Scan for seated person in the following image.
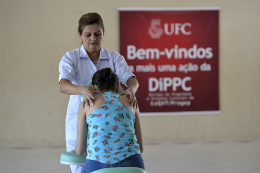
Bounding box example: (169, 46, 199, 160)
(75, 68, 145, 173)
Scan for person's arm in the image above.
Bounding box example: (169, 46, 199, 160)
(134, 108, 144, 153)
(120, 77, 139, 109)
(60, 79, 96, 108)
(75, 102, 87, 156)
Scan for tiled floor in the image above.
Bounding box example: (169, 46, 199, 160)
(1, 139, 260, 173)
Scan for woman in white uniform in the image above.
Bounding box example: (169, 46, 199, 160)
(59, 13, 139, 173)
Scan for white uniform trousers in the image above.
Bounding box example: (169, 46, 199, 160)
(66, 113, 83, 173)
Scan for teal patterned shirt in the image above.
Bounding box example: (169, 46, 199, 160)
(86, 92, 141, 164)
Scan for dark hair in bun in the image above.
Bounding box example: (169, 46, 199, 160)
(92, 68, 119, 91)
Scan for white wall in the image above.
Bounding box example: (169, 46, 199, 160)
(0, 0, 259, 145)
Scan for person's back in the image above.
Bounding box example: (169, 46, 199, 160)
(86, 92, 140, 164)
(75, 68, 144, 173)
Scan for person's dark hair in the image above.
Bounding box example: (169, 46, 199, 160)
(92, 68, 119, 91)
(78, 12, 105, 35)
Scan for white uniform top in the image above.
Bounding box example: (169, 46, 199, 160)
(59, 45, 135, 115)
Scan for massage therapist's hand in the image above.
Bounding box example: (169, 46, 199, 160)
(120, 77, 139, 109)
(82, 87, 98, 109)
(59, 79, 99, 109)
(120, 87, 138, 109)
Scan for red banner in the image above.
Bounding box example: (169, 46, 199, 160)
(119, 8, 220, 115)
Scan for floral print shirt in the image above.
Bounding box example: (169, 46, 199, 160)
(86, 92, 141, 164)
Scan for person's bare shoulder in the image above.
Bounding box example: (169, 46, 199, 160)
(93, 94, 104, 104)
(118, 95, 135, 113)
(118, 95, 130, 104)
(85, 95, 106, 116)
(93, 94, 101, 98)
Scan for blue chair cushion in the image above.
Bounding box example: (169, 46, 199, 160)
(60, 152, 86, 165)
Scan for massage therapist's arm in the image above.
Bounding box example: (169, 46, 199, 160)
(60, 79, 96, 108)
(75, 102, 87, 156)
